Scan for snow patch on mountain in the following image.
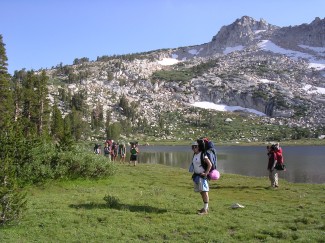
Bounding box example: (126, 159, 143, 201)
(254, 30, 266, 34)
(299, 45, 325, 57)
(158, 58, 179, 66)
(190, 101, 266, 116)
(188, 48, 200, 55)
(302, 84, 325, 95)
(223, 45, 244, 54)
(259, 78, 276, 84)
(258, 40, 325, 70)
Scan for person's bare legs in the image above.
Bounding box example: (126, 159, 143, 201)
(198, 191, 209, 214)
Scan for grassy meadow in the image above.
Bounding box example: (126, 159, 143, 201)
(1, 163, 324, 242)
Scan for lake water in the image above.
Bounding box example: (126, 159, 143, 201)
(134, 145, 325, 184)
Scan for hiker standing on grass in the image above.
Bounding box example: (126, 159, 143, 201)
(118, 142, 126, 163)
(103, 142, 110, 158)
(267, 145, 279, 188)
(129, 143, 139, 166)
(190, 140, 212, 215)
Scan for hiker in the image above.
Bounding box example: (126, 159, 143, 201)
(113, 142, 119, 161)
(267, 144, 279, 188)
(191, 140, 212, 215)
(274, 143, 284, 164)
(129, 143, 139, 166)
(110, 141, 117, 161)
(93, 144, 101, 154)
(118, 142, 126, 162)
(103, 142, 110, 158)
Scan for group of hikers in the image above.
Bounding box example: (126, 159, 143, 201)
(94, 137, 285, 215)
(93, 140, 139, 165)
(190, 138, 285, 215)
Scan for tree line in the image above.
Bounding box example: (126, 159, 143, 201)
(0, 35, 118, 225)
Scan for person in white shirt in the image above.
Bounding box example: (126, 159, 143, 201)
(191, 140, 212, 215)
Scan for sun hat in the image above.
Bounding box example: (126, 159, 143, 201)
(192, 141, 198, 146)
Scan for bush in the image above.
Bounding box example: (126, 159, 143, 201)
(17, 142, 116, 184)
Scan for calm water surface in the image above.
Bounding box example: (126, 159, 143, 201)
(135, 145, 325, 184)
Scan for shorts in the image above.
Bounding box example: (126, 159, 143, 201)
(193, 176, 209, 192)
(130, 154, 137, 161)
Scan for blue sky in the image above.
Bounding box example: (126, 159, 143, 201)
(1, 0, 324, 74)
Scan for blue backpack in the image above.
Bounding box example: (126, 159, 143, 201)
(198, 139, 218, 172)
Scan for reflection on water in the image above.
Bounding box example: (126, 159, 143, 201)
(136, 145, 325, 184)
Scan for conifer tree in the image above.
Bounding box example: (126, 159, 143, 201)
(19, 70, 50, 137)
(0, 35, 26, 225)
(12, 69, 26, 121)
(106, 122, 121, 141)
(0, 126, 27, 225)
(51, 103, 64, 140)
(35, 70, 50, 135)
(0, 35, 13, 129)
(91, 102, 104, 130)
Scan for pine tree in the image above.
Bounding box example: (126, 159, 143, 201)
(91, 102, 104, 130)
(20, 71, 37, 136)
(12, 69, 26, 121)
(35, 70, 50, 135)
(0, 35, 13, 129)
(0, 35, 27, 225)
(19, 70, 50, 137)
(51, 103, 64, 140)
(0, 127, 27, 225)
(106, 122, 122, 141)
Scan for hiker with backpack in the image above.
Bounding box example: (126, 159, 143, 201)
(267, 144, 282, 188)
(110, 141, 117, 161)
(118, 142, 126, 163)
(129, 142, 139, 166)
(103, 142, 110, 158)
(190, 139, 213, 215)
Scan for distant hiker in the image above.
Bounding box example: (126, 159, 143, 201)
(118, 142, 126, 162)
(274, 143, 284, 165)
(113, 142, 119, 161)
(190, 140, 212, 215)
(110, 141, 117, 161)
(267, 144, 279, 188)
(129, 142, 139, 166)
(103, 142, 110, 158)
(94, 144, 101, 155)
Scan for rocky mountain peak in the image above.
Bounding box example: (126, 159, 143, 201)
(311, 17, 322, 24)
(232, 15, 270, 30)
(272, 17, 325, 48)
(209, 16, 278, 51)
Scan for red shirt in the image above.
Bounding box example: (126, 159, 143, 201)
(275, 148, 283, 164)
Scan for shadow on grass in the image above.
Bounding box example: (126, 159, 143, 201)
(69, 202, 168, 214)
(210, 185, 270, 190)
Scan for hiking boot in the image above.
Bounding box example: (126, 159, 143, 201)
(197, 208, 208, 215)
(197, 208, 209, 212)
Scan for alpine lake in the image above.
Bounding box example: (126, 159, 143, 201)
(133, 145, 325, 184)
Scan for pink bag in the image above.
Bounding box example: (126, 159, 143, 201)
(209, 169, 220, 180)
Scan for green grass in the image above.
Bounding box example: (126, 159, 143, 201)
(1, 164, 324, 242)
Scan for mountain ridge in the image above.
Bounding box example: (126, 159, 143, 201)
(43, 15, 325, 141)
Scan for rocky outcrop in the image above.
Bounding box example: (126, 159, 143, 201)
(210, 16, 278, 49)
(272, 17, 325, 49)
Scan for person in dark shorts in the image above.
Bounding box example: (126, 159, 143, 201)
(129, 143, 139, 166)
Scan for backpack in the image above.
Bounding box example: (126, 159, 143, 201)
(197, 138, 217, 172)
(104, 146, 110, 154)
